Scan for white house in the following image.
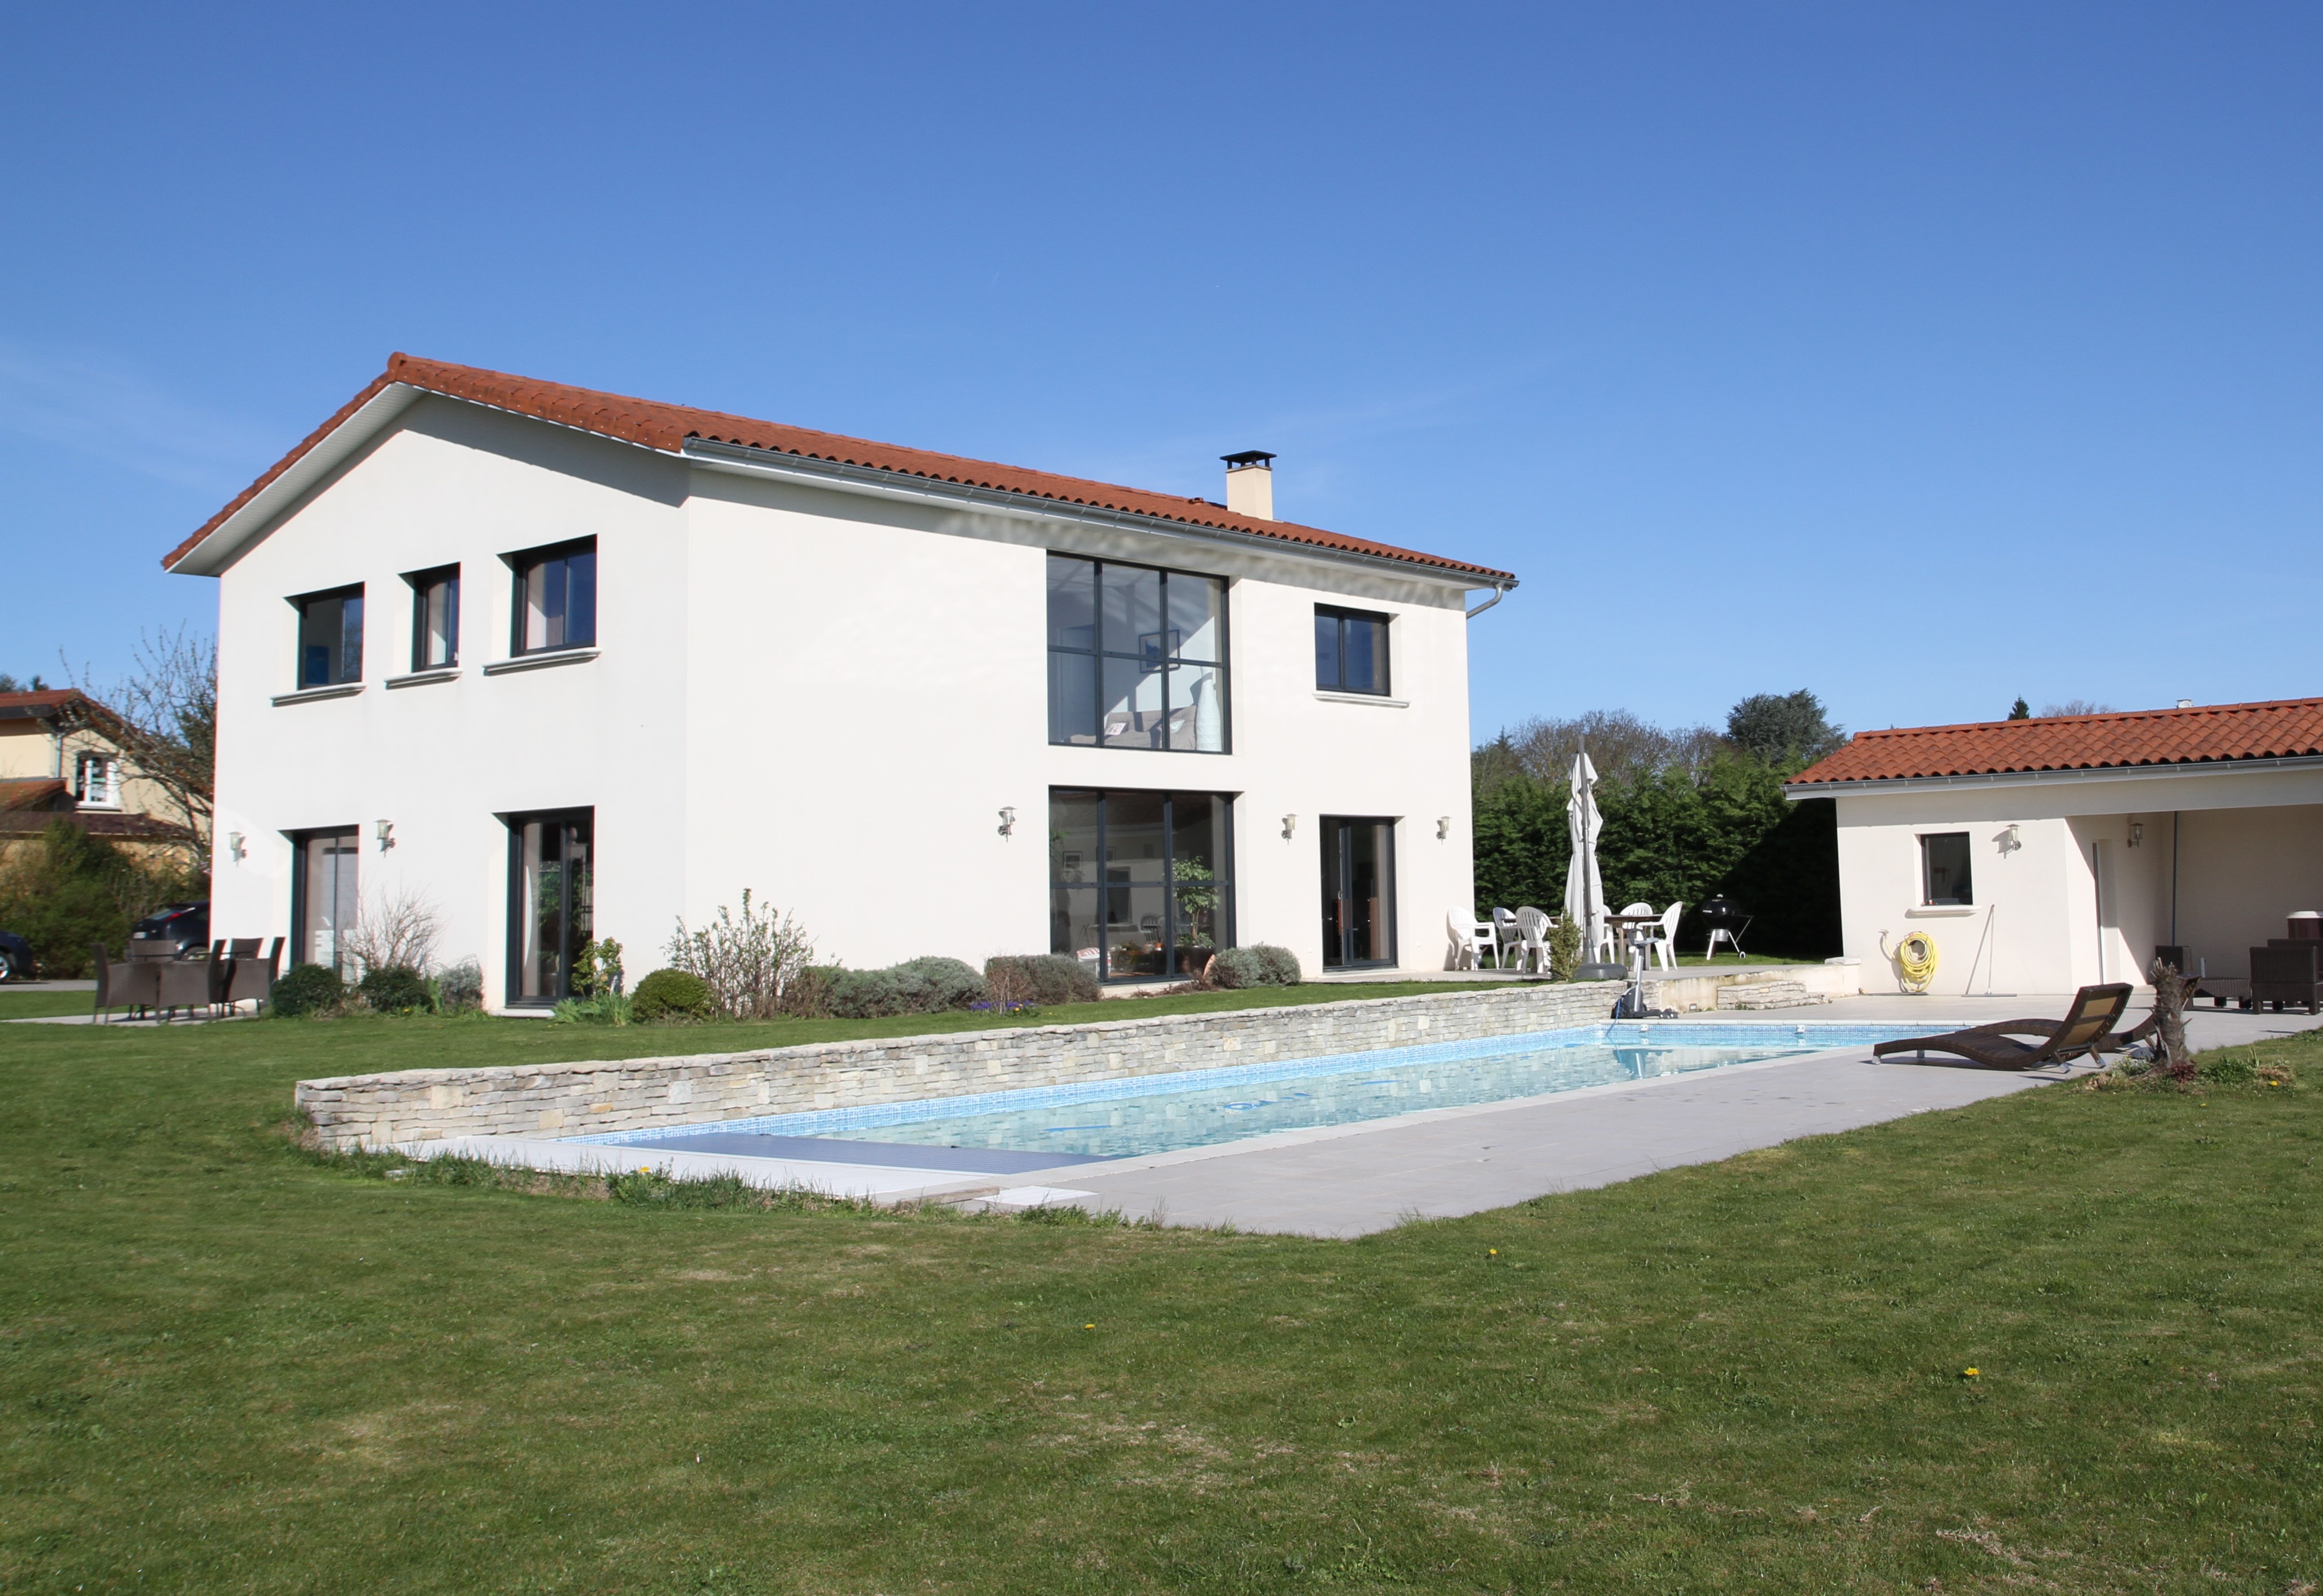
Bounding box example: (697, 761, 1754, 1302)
(166, 354, 1517, 1008)
(1787, 699, 2323, 996)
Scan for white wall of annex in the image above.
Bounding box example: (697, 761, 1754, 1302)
(206, 399, 691, 1007)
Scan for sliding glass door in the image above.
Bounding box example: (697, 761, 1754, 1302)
(1321, 816, 1396, 970)
(1050, 789, 1233, 981)
(507, 809, 593, 1004)
(289, 826, 360, 976)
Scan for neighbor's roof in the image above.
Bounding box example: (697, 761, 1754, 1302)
(0, 689, 116, 726)
(1791, 697, 2323, 787)
(0, 777, 71, 812)
(162, 354, 1518, 583)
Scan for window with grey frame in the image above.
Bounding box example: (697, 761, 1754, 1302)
(1920, 832, 1973, 905)
(508, 539, 596, 656)
(407, 565, 459, 670)
(292, 585, 364, 688)
(1050, 789, 1233, 981)
(1314, 605, 1390, 695)
(1046, 554, 1228, 752)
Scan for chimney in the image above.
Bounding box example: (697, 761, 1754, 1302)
(1222, 450, 1275, 520)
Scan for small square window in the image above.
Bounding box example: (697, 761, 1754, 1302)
(1315, 605, 1390, 695)
(509, 539, 596, 656)
(407, 565, 460, 670)
(1921, 832, 1973, 905)
(291, 586, 364, 688)
(73, 752, 120, 808)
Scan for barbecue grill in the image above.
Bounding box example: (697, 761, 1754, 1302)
(1699, 895, 1752, 960)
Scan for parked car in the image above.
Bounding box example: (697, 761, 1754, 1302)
(0, 929, 33, 981)
(129, 902, 210, 958)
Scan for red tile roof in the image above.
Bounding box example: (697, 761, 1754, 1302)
(164, 354, 1519, 582)
(0, 777, 71, 812)
(0, 689, 86, 718)
(1791, 697, 2323, 786)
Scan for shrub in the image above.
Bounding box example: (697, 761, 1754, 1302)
(825, 957, 990, 1019)
(630, 968, 719, 1024)
(782, 965, 840, 1018)
(1209, 947, 1269, 989)
(2198, 1051, 2256, 1085)
(826, 967, 906, 1018)
(1548, 917, 1582, 980)
(986, 954, 1100, 1006)
(434, 960, 484, 1013)
(0, 819, 186, 979)
(553, 990, 632, 1026)
(1251, 944, 1301, 986)
(665, 891, 815, 1018)
(272, 962, 346, 1018)
(573, 938, 625, 996)
(356, 964, 432, 1015)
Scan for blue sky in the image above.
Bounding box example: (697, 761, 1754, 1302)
(3, 2, 2316, 742)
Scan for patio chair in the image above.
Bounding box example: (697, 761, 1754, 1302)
(1491, 906, 1521, 967)
(224, 937, 282, 1015)
(1514, 906, 1554, 974)
(2249, 942, 2322, 1014)
(1453, 914, 1498, 970)
(1871, 983, 2133, 1071)
(1649, 902, 1683, 970)
(90, 943, 160, 1022)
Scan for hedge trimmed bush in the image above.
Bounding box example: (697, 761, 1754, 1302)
(826, 956, 990, 1019)
(985, 954, 1100, 1006)
(271, 963, 345, 1018)
(1210, 944, 1302, 989)
(630, 968, 719, 1024)
(357, 965, 432, 1015)
(1253, 943, 1302, 985)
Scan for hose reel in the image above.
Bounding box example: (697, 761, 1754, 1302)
(1883, 929, 1939, 994)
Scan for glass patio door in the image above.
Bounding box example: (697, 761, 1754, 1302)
(1321, 817, 1396, 970)
(292, 827, 360, 976)
(509, 810, 593, 1004)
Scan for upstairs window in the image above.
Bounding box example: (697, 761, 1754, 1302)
(1921, 832, 1973, 905)
(407, 565, 460, 670)
(1315, 605, 1390, 695)
(293, 586, 364, 688)
(511, 539, 596, 655)
(73, 752, 120, 808)
(1046, 554, 1228, 753)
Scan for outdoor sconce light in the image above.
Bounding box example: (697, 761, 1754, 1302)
(1436, 816, 1451, 840)
(1998, 824, 2021, 854)
(1281, 814, 1297, 840)
(997, 807, 1016, 838)
(226, 831, 246, 863)
(2128, 822, 2144, 848)
(376, 819, 395, 852)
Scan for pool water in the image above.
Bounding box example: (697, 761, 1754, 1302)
(576, 1021, 1938, 1167)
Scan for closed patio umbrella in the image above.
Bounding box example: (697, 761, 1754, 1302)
(1563, 749, 1605, 966)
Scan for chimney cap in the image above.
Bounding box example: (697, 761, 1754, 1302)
(1221, 450, 1276, 469)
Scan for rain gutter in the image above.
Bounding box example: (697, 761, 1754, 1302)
(1784, 752, 2323, 800)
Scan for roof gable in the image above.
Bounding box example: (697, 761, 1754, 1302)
(164, 354, 1519, 584)
(1791, 697, 2323, 786)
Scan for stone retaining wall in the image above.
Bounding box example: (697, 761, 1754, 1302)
(295, 980, 1627, 1151)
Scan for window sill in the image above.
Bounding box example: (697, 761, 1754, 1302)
(1314, 689, 1409, 708)
(482, 648, 600, 676)
(1907, 905, 1980, 917)
(385, 667, 462, 689)
(271, 683, 365, 707)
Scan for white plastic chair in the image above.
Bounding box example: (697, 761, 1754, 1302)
(1650, 902, 1684, 970)
(1515, 906, 1554, 974)
(1491, 907, 1522, 967)
(1453, 913, 1497, 970)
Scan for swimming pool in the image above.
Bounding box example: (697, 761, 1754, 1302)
(573, 1020, 1940, 1170)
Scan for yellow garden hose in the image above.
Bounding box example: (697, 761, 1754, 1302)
(1888, 930, 1939, 994)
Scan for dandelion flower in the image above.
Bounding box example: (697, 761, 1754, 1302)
(1085, 1322, 1096, 1330)
(1489, 1249, 1499, 1257)
(1963, 1367, 1980, 1378)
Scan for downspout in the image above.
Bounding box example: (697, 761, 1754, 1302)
(2170, 811, 2180, 947)
(1465, 581, 1515, 620)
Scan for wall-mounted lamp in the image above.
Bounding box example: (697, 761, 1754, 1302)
(1998, 823, 2021, 854)
(2128, 822, 2144, 848)
(1281, 814, 1297, 840)
(1436, 816, 1451, 840)
(376, 819, 395, 852)
(227, 830, 247, 863)
(997, 806, 1017, 838)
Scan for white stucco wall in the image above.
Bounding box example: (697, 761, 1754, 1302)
(202, 394, 1486, 1005)
(1829, 766, 2323, 996)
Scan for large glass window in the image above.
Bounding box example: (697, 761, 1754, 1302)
(293, 586, 364, 688)
(290, 826, 361, 976)
(1921, 833, 1973, 906)
(408, 565, 460, 670)
(1315, 605, 1390, 695)
(509, 809, 593, 1003)
(1050, 789, 1233, 981)
(1322, 816, 1397, 968)
(1046, 554, 1228, 752)
(510, 540, 596, 655)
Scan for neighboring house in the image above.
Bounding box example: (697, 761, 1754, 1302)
(0, 689, 193, 870)
(166, 354, 1517, 1007)
(1788, 698, 2323, 995)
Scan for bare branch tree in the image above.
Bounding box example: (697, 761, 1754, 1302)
(1504, 710, 1726, 789)
(340, 886, 443, 975)
(60, 627, 216, 872)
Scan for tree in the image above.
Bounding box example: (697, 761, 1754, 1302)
(63, 628, 215, 872)
(2008, 697, 2031, 720)
(0, 672, 49, 693)
(1496, 709, 1724, 790)
(1726, 690, 1844, 770)
(2039, 699, 2117, 718)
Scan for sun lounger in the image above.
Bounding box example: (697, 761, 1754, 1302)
(1872, 983, 2133, 1071)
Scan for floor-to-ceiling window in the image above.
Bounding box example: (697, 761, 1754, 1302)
(1321, 816, 1396, 969)
(289, 826, 361, 976)
(1046, 555, 1229, 752)
(507, 809, 593, 1004)
(1050, 789, 1233, 981)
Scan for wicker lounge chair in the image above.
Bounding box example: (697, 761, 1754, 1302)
(1872, 983, 2133, 1071)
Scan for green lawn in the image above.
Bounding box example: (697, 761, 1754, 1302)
(0, 990, 96, 1021)
(3, 1013, 2318, 1593)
